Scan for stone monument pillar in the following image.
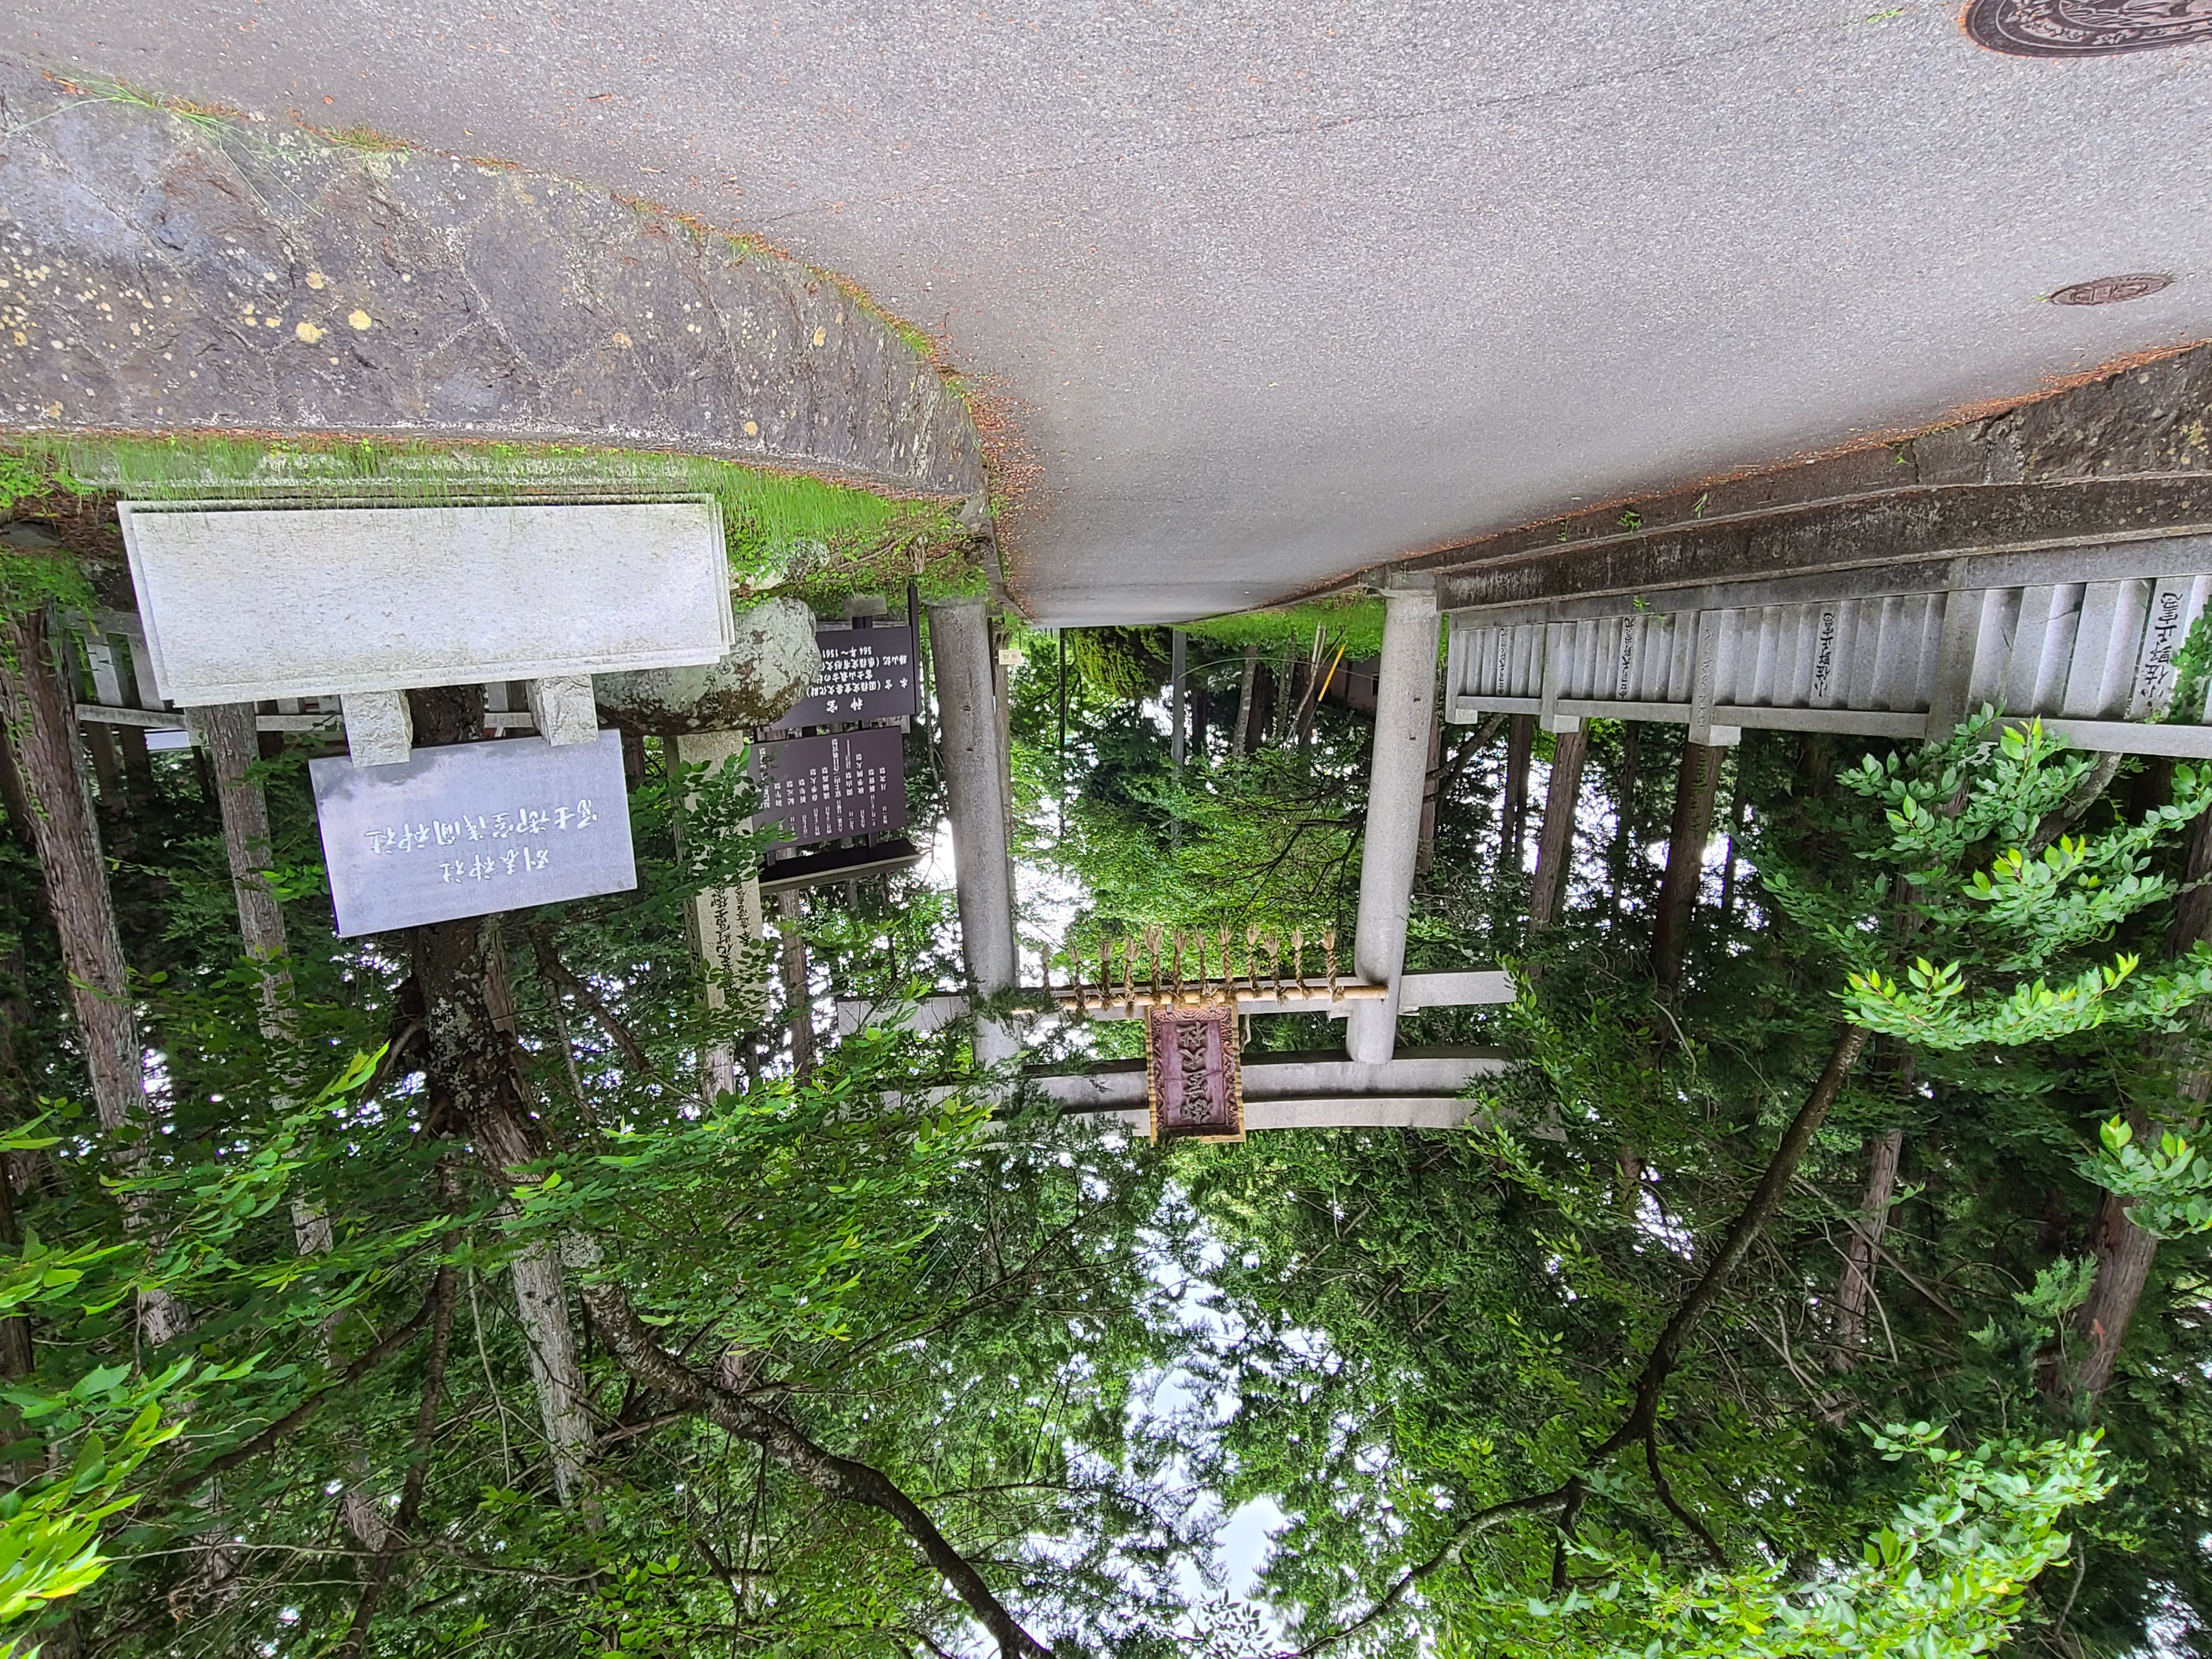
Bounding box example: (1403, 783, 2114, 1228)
(673, 730, 770, 1097)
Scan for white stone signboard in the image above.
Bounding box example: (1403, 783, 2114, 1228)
(120, 500, 733, 704)
(310, 732, 636, 937)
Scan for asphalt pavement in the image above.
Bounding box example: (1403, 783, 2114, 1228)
(9, 2, 2211, 623)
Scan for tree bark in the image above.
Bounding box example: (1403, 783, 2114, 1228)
(1592, 1023, 1869, 1459)
(1502, 715, 1534, 879)
(1415, 701, 1445, 878)
(1231, 644, 1259, 760)
(1529, 727, 1590, 930)
(115, 722, 155, 811)
(191, 704, 290, 1002)
(1652, 741, 1726, 993)
(0, 1157, 32, 1380)
(2172, 803, 2212, 963)
(404, 685, 594, 1505)
(0, 605, 188, 1346)
(1718, 758, 1750, 924)
(582, 1279, 1053, 1659)
(82, 721, 122, 806)
(1252, 663, 1278, 753)
(0, 706, 33, 855)
(2052, 791, 2212, 1406)
(2066, 1181, 2160, 1404)
(1833, 1126, 1903, 1367)
(778, 890, 816, 1082)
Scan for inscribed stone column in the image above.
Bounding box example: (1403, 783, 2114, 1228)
(1346, 585, 1440, 1066)
(672, 731, 769, 1096)
(928, 597, 1019, 1065)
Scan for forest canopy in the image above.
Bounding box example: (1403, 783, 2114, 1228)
(0, 546, 2208, 1659)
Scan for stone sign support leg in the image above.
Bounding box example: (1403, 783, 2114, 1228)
(928, 597, 1019, 1065)
(1652, 740, 1729, 994)
(1529, 725, 1590, 930)
(1346, 585, 1440, 1066)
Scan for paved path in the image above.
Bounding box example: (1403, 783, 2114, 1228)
(12, 4, 2212, 623)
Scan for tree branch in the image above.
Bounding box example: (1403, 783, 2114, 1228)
(336, 1257, 457, 1659)
(1549, 1477, 1586, 1595)
(531, 927, 658, 1077)
(580, 1280, 1053, 1659)
(1289, 1485, 1573, 1657)
(1644, 1427, 1725, 1568)
(2026, 752, 2123, 857)
(1591, 1023, 1869, 1462)
(1292, 1023, 1870, 1656)
(188, 1288, 439, 1485)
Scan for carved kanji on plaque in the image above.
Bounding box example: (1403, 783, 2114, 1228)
(1144, 1002, 1244, 1143)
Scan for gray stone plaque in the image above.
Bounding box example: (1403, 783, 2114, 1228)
(121, 501, 733, 704)
(310, 732, 636, 937)
(753, 727, 907, 849)
(764, 624, 920, 732)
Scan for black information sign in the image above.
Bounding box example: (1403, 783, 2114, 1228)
(765, 623, 919, 733)
(752, 726, 908, 850)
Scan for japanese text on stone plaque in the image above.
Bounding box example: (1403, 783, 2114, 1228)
(361, 796, 601, 887)
(310, 731, 637, 937)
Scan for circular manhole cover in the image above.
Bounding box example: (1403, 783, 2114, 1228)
(2050, 273, 2176, 306)
(1965, 0, 2212, 57)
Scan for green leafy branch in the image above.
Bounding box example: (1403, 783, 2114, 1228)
(2077, 1116, 2212, 1238)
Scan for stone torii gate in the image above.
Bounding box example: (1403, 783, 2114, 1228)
(921, 577, 1511, 1130)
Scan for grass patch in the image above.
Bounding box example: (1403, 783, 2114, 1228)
(1183, 595, 1387, 660)
(6, 434, 985, 608)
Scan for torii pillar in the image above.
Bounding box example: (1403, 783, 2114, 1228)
(1346, 583, 1440, 1065)
(929, 597, 1020, 1064)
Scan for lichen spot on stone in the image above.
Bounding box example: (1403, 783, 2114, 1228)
(811, 326, 826, 347)
(296, 320, 325, 343)
(612, 330, 633, 347)
(348, 309, 374, 331)
(744, 420, 759, 437)
(306, 271, 327, 290)
(264, 316, 282, 328)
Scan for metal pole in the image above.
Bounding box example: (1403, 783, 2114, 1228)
(1170, 628, 1186, 770)
(1058, 631, 1068, 839)
(1345, 585, 1440, 1065)
(927, 597, 1019, 1064)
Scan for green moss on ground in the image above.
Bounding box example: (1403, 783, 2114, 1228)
(0, 435, 987, 608)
